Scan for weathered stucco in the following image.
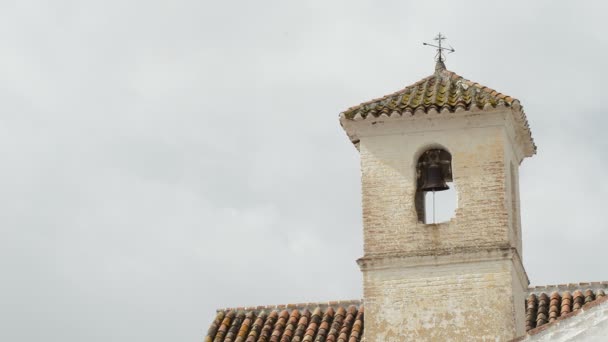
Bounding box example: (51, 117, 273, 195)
(360, 251, 527, 341)
(343, 108, 531, 341)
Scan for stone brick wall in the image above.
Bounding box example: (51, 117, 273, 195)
(360, 252, 527, 341)
(345, 110, 530, 341)
(359, 118, 511, 256)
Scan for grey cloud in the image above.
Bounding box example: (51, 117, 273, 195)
(1, 1, 607, 341)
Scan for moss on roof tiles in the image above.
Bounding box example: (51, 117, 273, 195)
(342, 69, 516, 120)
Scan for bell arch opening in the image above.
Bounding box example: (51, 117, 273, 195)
(415, 148, 458, 224)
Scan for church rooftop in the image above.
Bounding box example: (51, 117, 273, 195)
(204, 283, 608, 341)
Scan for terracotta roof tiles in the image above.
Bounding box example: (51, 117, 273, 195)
(205, 302, 363, 342)
(524, 282, 608, 332)
(511, 294, 608, 342)
(339, 68, 536, 156)
(342, 69, 517, 119)
(206, 283, 608, 341)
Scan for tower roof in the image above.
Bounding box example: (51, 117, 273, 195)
(343, 68, 515, 118)
(340, 68, 536, 156)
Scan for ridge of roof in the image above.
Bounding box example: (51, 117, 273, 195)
(211, 283, 608, 315)
(215, 299, 362, 314)
(528, 281, 608, 295)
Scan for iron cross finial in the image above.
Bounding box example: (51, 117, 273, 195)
(423, 33, 455, 70)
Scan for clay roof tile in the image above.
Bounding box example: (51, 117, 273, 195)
(206, 283, 608, 340)
(523, 283, 608, 332)
(340, 68, 536, 156)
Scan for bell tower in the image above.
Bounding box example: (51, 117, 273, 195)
(340, 55, 535, 340)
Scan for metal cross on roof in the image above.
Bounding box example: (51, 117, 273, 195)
(423, 33, 455, 67)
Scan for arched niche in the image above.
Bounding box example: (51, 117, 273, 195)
(415, 148, 457, 224)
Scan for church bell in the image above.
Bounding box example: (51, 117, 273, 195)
(420, 163, 449, 192)
(418, 149, 451, 192)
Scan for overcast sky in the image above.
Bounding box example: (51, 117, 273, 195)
(2, 1, 608, 341)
